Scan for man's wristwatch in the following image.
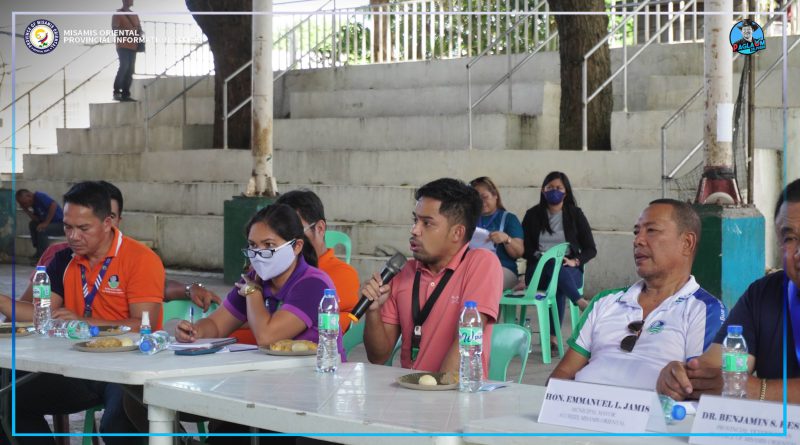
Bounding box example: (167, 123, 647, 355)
(184, 282, 204, 299)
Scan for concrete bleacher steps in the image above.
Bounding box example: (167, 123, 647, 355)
(16, 178, 663, 232)
(290, 82, 560, 118)
(57, 124, 213, 154)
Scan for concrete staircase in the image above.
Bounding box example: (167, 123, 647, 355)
(16, 37, 798, 295)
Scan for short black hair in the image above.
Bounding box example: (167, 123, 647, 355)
(775, 178, 800, 220)
(63, 181, 111, 220)
(15, 189, 31, 199)
(275, 189, 325, 224)
(98, 181, 123, 216)
(415, 178, 482, 242)
(649, 198, 702, 245)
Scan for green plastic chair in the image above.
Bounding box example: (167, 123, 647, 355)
(343, 319, 365, 355)
(499, 242, 569, 364)
(488, 323, 532, 383)
(324, 230, 352, 264)
(384, 335, 402, 366)
(568, 264, 586, 333)
(163, 300, 219, 323)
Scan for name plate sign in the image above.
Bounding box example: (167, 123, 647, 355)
(538, 379, 667, 433)
(689, 395, 800, 445)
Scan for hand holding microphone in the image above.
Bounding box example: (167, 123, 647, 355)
(349, 253, 406, 322)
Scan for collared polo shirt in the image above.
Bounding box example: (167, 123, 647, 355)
(32, 191, 63, 223)
(381, 243, 503, 373)
(568, 276, 726, 390)
(48, 229, 165, 329)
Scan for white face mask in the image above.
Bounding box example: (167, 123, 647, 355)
(249, 239, 297, 282)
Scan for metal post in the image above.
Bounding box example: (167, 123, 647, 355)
(251, 0, 277, 196)
(27, 93, 31, 153)
(581, 61, 588, 151)
(467, 67, 473, 150)
(223, 79, 228, 149)
(507, 41, 512, 112)
(623, 12, 628, 113)
(62, 68, 67, 128)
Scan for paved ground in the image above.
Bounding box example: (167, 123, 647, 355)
(1, 262, 567, 443)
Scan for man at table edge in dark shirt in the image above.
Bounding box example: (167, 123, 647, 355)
(657, 178, 800, 403)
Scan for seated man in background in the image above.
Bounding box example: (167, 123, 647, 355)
(1, 181, 219, 320)
(361, 178, 503, 373)
(16, 188, 64, 262)
(6, 181, 165, 445)
(550, 199, 726, 390)
(276, 189, 360, 333)
(657, 179, 800, 403)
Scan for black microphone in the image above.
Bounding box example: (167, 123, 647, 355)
(348, 253, 407, 322)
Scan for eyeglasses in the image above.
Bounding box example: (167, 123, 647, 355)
(303, 221, 317, 233)
(241, 239, 296, 259)
(620, 320, 644, 352)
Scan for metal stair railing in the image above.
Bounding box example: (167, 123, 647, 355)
(0, 45, 116, 152)
(465, 0, 555, 150)
(660, 2, 797, 196)
(581, 0, 686, 151)
(143, 40, 211, 151)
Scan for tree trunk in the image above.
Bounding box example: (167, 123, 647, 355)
(371, 0, 389, 62)
(547, 1, 612, 151)
(186, 0, 252, 149)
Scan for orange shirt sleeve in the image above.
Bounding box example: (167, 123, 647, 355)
(124, 245, 165, 327)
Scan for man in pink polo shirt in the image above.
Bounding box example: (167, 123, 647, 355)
(361, 178, 503, 374)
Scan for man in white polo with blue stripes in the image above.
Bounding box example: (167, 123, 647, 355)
(550, 199, 727, 390)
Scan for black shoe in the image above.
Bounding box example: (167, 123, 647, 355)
(113, 92, 123, 101)
(120, 96, 137, 102)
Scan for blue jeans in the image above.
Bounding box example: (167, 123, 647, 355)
(10, 372, 143, 445)
(28, 221, 64, 258)
(526, 259, 584, 337)
(113, 48, 136, 97)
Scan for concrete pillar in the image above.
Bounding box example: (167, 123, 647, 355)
(248, 0, 278, 197)
(697, 0, 740, 204)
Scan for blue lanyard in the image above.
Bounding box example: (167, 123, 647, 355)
(79, 257, 113, 318)
(787, 278, 800, 366)
(478, 211, 501, 230)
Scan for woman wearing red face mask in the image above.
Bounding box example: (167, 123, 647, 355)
(521, 171, 597, 351)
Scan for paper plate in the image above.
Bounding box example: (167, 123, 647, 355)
(95, 325, 132, 337)
(73, 341, 138, 353)
(396, 372, 458, 391)
(259, 347, 316, 356)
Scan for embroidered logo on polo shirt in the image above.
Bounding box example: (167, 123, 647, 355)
(647, 320, 665, 334)
(108, 275, 120, 289)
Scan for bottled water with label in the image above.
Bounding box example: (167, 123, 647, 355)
(316, 288, 340, 373)
(659, 395, 687, 424)
(45, 320, 99, 339)
(721, 325, 749, 398)
(458, 300, 483, 393)
(32, 266, 51, 334)
(139, 330, 171, 355)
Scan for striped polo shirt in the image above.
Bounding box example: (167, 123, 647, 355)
(567, 276, 726, 390)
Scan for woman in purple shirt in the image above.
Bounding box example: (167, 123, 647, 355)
(175, 204, 344, 354)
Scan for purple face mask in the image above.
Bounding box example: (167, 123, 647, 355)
(544, 189, 565, 205)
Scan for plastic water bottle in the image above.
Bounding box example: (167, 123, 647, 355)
(139, 330, 171, 355)
(32, 266, 51, 334)
(316, 288, 340, 373)
(139, 311, 152, 336)
(659, 395, 687, 424)
(523, 318, 533, 353)
(45, 320, 99, 339)
(721, 325, 749, 398)
(458, 300, 483, 393)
